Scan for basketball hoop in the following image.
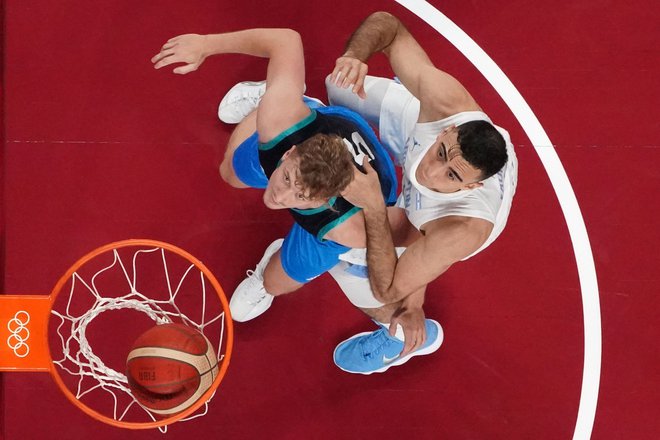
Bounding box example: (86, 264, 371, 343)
(0, 239, 233, 431)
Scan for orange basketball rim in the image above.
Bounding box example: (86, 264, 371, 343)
(0, 239, 234, 430)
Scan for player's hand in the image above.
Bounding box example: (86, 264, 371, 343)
(341, 156, 383, 210)
(390, 305, 427, 357)
(151, 34, 208, 74)
(330, 55, 368, 99)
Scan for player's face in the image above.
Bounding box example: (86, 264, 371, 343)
(416, 126, 484, 193)
(263, 151, 327, 210)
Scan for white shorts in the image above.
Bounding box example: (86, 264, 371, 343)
(329, 247, 406, 309)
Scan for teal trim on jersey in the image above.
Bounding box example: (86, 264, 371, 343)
(291, 197, 337, 215)
(259, 110, 317, 151)
(317, 206, 361, 240)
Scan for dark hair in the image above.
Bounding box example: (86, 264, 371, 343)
(293, 133, 354, 200)
(457, 120, 508, 180)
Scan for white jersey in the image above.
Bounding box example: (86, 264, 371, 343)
(397, 111, 518, 259)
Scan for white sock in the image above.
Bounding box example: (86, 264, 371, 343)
(377, 321, 405, 341)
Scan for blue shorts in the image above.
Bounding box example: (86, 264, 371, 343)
(281, 223, 350, 283)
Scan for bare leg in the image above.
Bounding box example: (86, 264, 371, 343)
(263, 250, 304, 295)
(219, 110, 257, 188)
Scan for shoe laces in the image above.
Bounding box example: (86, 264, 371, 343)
(227, 95, 260, 119)
(359, 329, 393, 358)
(240, 269, 268, 304)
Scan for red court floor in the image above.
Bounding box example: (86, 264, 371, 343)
(2, 0, 658, 439)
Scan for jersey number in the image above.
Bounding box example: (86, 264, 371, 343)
(343, 132, 375, 165)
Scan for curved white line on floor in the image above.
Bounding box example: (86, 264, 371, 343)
(395, 1, 602, 439)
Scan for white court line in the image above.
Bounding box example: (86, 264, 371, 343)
(395, 1, 602, 439)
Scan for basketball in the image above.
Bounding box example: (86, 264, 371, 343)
(126, 323, 218, 415)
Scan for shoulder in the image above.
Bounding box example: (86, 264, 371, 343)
(417, 66, 482, 121)
(257, 100, 312, 142)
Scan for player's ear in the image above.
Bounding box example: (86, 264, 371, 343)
(465, 181, 483, 190)
(282, 145, 296, 160)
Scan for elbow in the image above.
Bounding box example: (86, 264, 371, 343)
(275, 28, 302, 46)
(371, 11, 397, 22)
(370, 11, 401, 32)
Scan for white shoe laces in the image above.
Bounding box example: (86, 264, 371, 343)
(225, 91, 263, 116)
(240, 269, 268, 305)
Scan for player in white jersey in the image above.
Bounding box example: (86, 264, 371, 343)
(324, 11, 518, 374)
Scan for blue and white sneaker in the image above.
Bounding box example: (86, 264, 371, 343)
(333, 319, 444, 374)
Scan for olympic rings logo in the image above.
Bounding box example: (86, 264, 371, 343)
(7, 311, 30, 358)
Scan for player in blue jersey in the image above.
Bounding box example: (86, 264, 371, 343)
(151, 28, 397, 322)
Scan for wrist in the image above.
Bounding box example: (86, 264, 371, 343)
(342, 50, 367, 63)
(200, 34, 212, 58)
(362, 197, 386, 213)
(401, 291, 425, 308)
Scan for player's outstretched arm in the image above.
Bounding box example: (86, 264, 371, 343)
(151, 28, 309, 140)
(332, 11, 480, 120)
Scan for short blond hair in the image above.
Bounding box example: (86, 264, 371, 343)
(293, 134, 354, 200)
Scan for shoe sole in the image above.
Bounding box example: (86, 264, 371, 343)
(218, 81, 267, 123)
(229, 286, 274, 322)
(334, 319, 444, 375)
(218, 80, 309, 122)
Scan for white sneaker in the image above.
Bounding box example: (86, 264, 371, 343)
(218, 80, 267, 124)
(229, 239, 284, 322)
(218, 81, 310, 124)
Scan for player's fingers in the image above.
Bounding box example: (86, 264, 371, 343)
(330, 65, 342, 85)
(352, 64, 368, 98)
(335, 69, 346, 86)
(400, 331, 416, 357)
(419, 325, 427, 347)
(340, 68, 352, 88)
(342, 63, 361, 88)
(343, 67, 360, 87)
(362, 156, 375, 173)
(388, 319, 399, 337)
(173, 63, 197, 75)
(161, 41, 176, 51)
(352, 79, 365, 98)
(155, 50, 175, 61)
(153, 55, 179, 70)
(412, 331, 424, 353)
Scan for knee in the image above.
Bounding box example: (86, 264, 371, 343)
(219, 160, 231, 184)
(219, 158, 243, 188)
(263, 258, 303, 296)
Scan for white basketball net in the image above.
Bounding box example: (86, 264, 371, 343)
(50, 245, 228, 432)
